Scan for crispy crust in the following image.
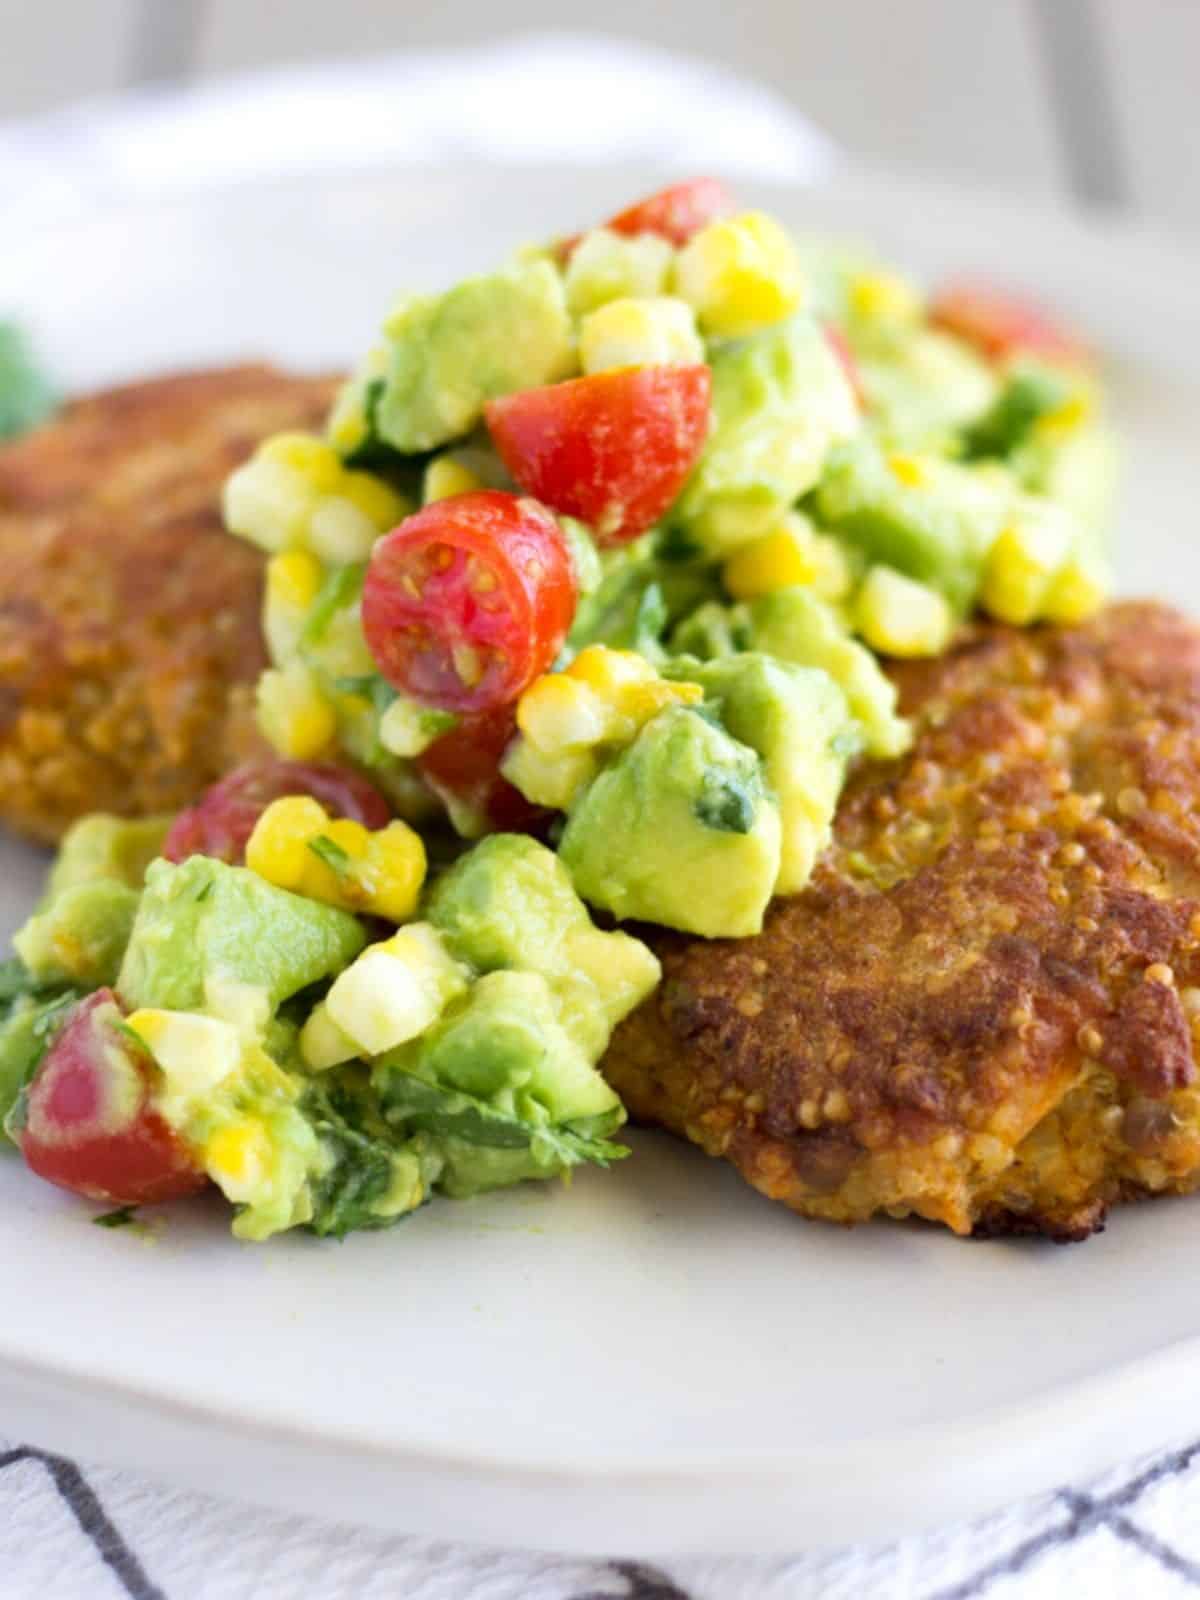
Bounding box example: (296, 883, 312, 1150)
(0, 365, 340, 842)
(604, 602, 1200, 1240)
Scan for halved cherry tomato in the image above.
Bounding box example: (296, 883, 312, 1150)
(558, 177, 735, 259)
(486, 365, 712, 547)
(362, 491, 577, 714)
(16, 990, 206, 1207)
(823, 324, 865, 409)
(418, 707, 547, 835)
(163, 759, 392, 866)
(929, 282, 1087, 365)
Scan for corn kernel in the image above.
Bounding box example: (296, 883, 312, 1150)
(378, 698, 453, 758)
(1041, 552, 1109, 624)
(299, 1003, 359, 1071)
(255, 662, 337, 760)
(888, 452, 931, 490)
(518, 674, 611, 752)
(424, 455, 483, 503)
(981, 515, 1073, 626)
(223, 457, 317, 554)
(848, 270, 921, 325)
(565, 644, 658, 692)
(206, 1119, 274, 1201)
(578, 295, 703, 375)
(342, 470, 408, 529)
(308, 496, 380, 563)
(245, 795, 330, 891)
(264, 549, 323, 664)
(855, 565, 954, 658)
(501, 739, 597, 811)
(259, 433, 343, 492)
(674, 211, 804, 338)
(359, 823, 427, 922)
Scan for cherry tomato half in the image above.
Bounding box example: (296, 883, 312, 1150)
(929, 282, 1087, 366)
(418, 706, 547, 836)
(486, 365, 712, 548)
(163, 759, 392, 866)
(17, 990, 206, 1207)
(558, 177, 735, 259)
(362, 491, 577, 714)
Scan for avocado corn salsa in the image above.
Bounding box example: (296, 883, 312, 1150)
(0, 179, 1117, 1241)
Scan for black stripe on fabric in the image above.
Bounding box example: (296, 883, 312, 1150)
(1, 1447, 165, 1600)
(574, 1558, 695, 1600)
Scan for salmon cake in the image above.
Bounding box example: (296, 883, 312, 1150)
(0, 365, 339, 843)
(604, 602, 1200, 1240)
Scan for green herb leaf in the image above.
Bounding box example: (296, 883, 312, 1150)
(0, 322, 56, 441)
(307, 834, 354, 878)
(93, 1205, 138, 1230)
(301, 563, 366, 649)
(693, 769, 756, 834)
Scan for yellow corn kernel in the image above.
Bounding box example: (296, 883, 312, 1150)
(517, 674, 611, 752)
(357, 823, 428, 922)
(308, 497, 380, 564)
(622, 678, 703, 723)
(259, 433, 343, 492)
(501, 739, 598, 811)
(674, 211, 804, 339)
(297, 817, 370, 904)
(1041, 553, 1108, 625)
(564, 644, 658, 693)
(578, 295, 704, 375)
(255, 661, 338, 761)
(981, 517, 1072, 626)
(264, 550, 323, 664)
(245, 795, 330, 891)
(723, 523, 816, 600)
(855, 565, 954, 658)
(848, 270, 921, 325)
(424, 455, 483, 504)
(326, 345, 388, 457)
(206, 1119, 274, 1201)
(223, 456, 317, 553)
(342, 470, 409, 529)
(299, 1003, 359, 1071)
(888, 452, 931, 490)
(1036, 389, 1095, 436)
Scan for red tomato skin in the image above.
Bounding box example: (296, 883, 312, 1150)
(362, 491, 577, 714)
(163, 760, 391, 865)
(418, 707, 547, 835)
(486, 365, 712, 547)
(558, 177, 735, 259)
(18, 990, 206, 1207)
(929, 282, 1087, 365)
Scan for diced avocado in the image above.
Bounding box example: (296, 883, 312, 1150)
(669, 654, 858, 894)
(853, 326, 997, 452)
(427, 833, 660, 1050)
(813, 439, 1014, 614)
(558, 705, 781, 938)
(673, 316, 858, 556)
(14, 880, 140, 988)
(373, 969, 626, 1199)
(563, 227, 674, 317)
(377, 261, 575, 452)
(745, 587, 911, 760)
(1012, 419, 1120, 538)
(118, 856, 366, 1022)
(42, 814, 171, 905)
(962, 365, 1071, 461)
(0, 990, 79, 1137)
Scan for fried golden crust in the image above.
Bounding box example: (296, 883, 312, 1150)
(604, 603, 1200, 1240)
(0, 365, 339, 842)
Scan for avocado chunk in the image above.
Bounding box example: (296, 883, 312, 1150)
(746, 587, 911, 761)
(674, 316, 858, 556)
(558, 704, 781, 938)
(854, 326, 997, 453)
(813, 439, 1009, 613)
(41, 814, 171, 904)
(377, 261, 575, 452)
(0, 988, 79, 1138)
(374, 969, 627, 1199)
(118, 857, 366, 1023)
(669, 653, 859, 894)
(14, 880, 140, 989)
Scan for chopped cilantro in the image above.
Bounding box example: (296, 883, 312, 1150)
(0, 322, 56, 440)
(93, 1205, 138, 1230)
(308, 835, 353, 877)
(694, 770, 756, 834)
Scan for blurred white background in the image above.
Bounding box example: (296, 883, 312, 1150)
(0, 0, 1197, 232)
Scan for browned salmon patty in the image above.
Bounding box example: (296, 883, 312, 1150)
(0, 365, 339, 843)
(604, 602, 1200, 1241)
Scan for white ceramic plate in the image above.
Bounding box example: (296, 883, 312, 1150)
(3, 166, 1200, 1556)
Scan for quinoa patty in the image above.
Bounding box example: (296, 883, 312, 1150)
(604, 602, 1200, 1240)
(0, 365, 339, 842)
